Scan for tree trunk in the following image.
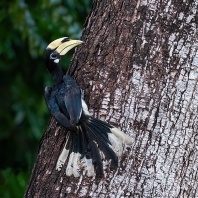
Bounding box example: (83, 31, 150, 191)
(25, 0, 198, 197)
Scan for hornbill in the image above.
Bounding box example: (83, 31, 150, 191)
(44, 37, 132, 178)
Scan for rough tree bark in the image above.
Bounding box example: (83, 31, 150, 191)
(25, 0, 198, 197)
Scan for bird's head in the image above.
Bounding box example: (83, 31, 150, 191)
(45, 37, 83, 66)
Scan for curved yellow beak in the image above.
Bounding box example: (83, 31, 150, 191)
(46, 37, 83, 55)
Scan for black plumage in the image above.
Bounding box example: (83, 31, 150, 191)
(44, 37, 132, 177)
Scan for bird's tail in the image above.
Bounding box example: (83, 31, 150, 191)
(56, 115, 132, 178)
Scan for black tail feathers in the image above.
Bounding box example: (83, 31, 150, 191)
(56, 115, 132, 178)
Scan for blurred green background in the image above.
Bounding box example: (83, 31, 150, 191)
(0, 0, 91, 197)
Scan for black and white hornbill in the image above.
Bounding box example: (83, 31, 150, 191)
(44, 37, 132, 178)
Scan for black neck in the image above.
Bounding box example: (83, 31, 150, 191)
(52, 67, 64, 86)
(47, 62, 64, 86)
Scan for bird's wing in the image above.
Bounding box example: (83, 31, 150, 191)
(44, 86, 77, 132)
(63, 75, 82, 124)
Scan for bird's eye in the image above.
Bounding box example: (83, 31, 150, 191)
(50, 53, 57, 59)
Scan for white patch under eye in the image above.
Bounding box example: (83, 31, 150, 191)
(54, 59, 59, 63)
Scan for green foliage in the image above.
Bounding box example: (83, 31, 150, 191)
(0, 0, 91, 196)
(0, 168, 29, 198)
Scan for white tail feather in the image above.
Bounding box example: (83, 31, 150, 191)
(81, 157, 95, 177)
(56, 133, 70, 170)
(66, 152, 75, 176)
(110, 127, 132, 145)
(56, 148, 69, 171)
(108, 133, 123, 157)
(72, 153, 80, 177)
(56, 125, 132, 177)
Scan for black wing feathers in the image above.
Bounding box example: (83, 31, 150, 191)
(87, 124, 118, 169)
(45, 76, 128, 177)
(78, 126, 87, 159)
(44, 86, 77, 132)
(63, 76, 82, 124)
